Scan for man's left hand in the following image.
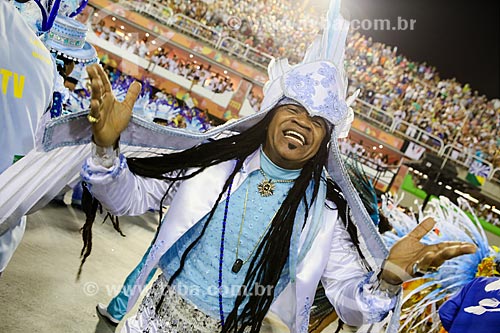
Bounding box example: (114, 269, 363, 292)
(380, 217, 477, 285)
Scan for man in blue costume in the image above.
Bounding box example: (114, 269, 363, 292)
(26, 0, 476, 331)
(81, 59, 476, 332)
(79, 4, 478, 324)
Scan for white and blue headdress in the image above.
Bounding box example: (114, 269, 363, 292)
(41, 0, 97, 64)
(13, 0, 86, 34)
(11, 0, 52, 35)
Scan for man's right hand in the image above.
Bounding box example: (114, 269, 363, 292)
(86, 64, 142, 147)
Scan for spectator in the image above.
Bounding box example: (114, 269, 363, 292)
(439, 277, 500, 333)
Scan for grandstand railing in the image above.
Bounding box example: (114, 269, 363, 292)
(118, 0, 173, 21)
(117, 0, 144, 12)
(439, 144, 496, 179)
(216, 37, 273, 70)
(353, 99, 445, 154)
(394, 119, 444, 153)
(492, 168, 500, 184)
(116, 0, 275, 70)
(146, 3, 173, 25)
(169, 14, 221, 47)
(354, 99, 394, 130)
(352, 99, 498, 185)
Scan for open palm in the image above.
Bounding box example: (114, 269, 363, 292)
(86, 64, 142, 147)
(381, 217, 477, 284)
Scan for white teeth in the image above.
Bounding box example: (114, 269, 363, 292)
(284, 130, 306, 145)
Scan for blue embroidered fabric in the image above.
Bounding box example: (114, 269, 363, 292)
(299, 296, 312, 333)
(50, 91, 63, 118)
(284, 72, 316, 107)
(81, 154, 126, 184)
(282, 62, 348, 125)
(318, 62, 337, 88)
(359, 271, 398, 323)
(158, 150, 301, 318)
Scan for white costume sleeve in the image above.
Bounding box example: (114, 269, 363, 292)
(81, 152, 174, 216)
(321, 219, 397, 326)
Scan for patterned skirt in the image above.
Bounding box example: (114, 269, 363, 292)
(121, 274, 221, 333)
(121, 274, 290, 333)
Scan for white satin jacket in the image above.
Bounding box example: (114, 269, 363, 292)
(82, 148, 395, 333)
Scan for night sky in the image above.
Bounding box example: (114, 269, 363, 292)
(315, 0, 500, 99)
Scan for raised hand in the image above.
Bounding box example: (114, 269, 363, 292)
(86, 64, 142, 147)
(380, 217, 477, 285)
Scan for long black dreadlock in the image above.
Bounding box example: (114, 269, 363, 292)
(80, 106, 369, 332)
(79, 110, 278, 278)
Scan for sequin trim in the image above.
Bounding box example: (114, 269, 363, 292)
(133, 274, 221, 333)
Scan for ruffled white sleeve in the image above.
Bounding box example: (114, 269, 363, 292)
(80, 145, 173, 216)
(321, 219, 398, 326)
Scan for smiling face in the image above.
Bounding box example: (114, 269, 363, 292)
(263, 104, 329, 169)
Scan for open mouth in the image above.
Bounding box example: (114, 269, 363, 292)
(283, 130, 306, 146)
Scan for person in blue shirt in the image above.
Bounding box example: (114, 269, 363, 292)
(439, 276, 500, 332)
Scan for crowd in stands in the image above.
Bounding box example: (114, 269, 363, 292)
(148, 88, 212, 131)
(345, 32, 500, 168)
(459, 201, 500, 227)
(72, 65, 212, 131)
(339, 139, 396, 171)
(160, 0, 321, 64)
(98, 0, 499, 167)
(93, 21, 235, 93)
(111, 67, 212, 131)
(481, 206, 500, 226)
(92, 17, 263, 114)
(247, 89, 262, 112)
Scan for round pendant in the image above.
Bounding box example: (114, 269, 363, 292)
(257, 179, 275, 197)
